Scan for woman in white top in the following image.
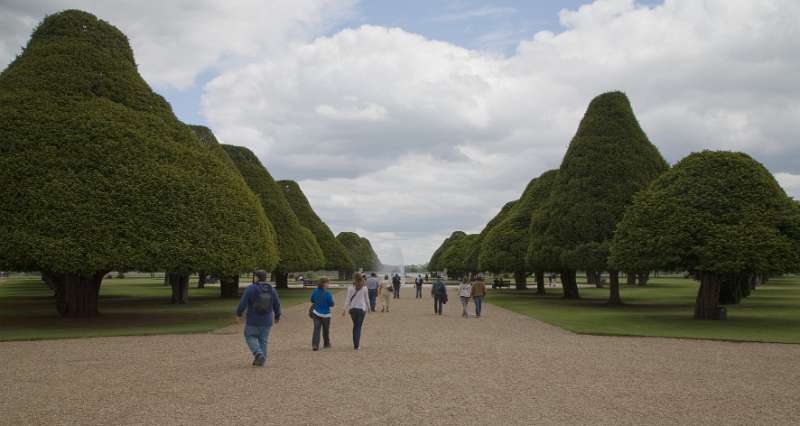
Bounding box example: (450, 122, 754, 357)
(379, 274, 392, 312)
(343, 272, 370, 350)
(458, 278, 472, 318)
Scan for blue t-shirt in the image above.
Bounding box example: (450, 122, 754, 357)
(310, 288, 335, 316)
(236, 282, 281, 327)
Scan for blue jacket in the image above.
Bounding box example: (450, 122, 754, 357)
(310, 288, 335, 316)
(236, 282, 281, 327)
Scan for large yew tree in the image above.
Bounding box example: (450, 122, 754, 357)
(0, 10, 278, 316)
(465, 200, 517, 273)
(480, 170, 557, 291)
(336, 232, 382, 273)
(527, 91, 668, 301)
(611, 151, 800, 319)
(279, 180, 355, 278)
(223, 145, 324, 288)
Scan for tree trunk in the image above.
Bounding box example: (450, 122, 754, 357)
(219, 275, 240, 298)
(594, 271, 604, 288)
(637, 271, 650, 286)
(626, 271, 636, 286)
(586, 270, 595, 285)
(50, 271, 105, 317)
(41, 272, 56, 291)
(514, 271, 527, 290)
(274, 270, 289, 289)
(169, 273, 189, 304)
(197, 271, 207, 289)
(608, 271, 622, 305)
(694, 272, 723, 320)
(560, 270, 580, 299)
(535, 271, 545, 295)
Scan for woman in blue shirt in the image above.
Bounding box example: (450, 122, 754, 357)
(310, 277, 335, 351)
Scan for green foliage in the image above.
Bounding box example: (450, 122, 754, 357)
(610, 150, 800, 276)
(528, 91, 668, 272)
(222, 145, 324, 272)
(479, 170, 558, 273)
(465, 200, 517, 271)
(0, 10, 277, 276)
(279, 180, 354, 271)
(429, 231, 477, 275)
(336, 232, 381, 271)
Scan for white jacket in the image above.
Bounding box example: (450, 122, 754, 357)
(345, 285, 370, 312)
(459, 283, 472, 298)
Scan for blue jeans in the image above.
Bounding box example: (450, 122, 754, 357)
(349, 309, 366, 349)
(415, 286, 422, 298)
(433, 296, 443, 314)
(474, 296, 483, 317)
(393, 283, 400, 298)
(244, 325, 271, 360)
(312, 316, 331, 349)
(368, 288, 377, 311)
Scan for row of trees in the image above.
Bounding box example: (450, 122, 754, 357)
(0, 10, 380, 317)
(430, 91, 800, 319)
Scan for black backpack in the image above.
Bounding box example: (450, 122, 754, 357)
(253, 283, 273, 315)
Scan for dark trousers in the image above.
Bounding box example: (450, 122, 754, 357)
(349, 308, 366, 349)
(312, 315, 331, 349)
(433, 296, 444, 315)
(473, 296, 483, 317)
(393, 283, 400, 298)
(367, 288, 377, 311)
(415, 285, 422, 298)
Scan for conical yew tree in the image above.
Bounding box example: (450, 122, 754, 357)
(480, 170, 557, 291)
(279, 180, 355, 278)
(465, 200, 517, 273)
(429, 231, 477, 280)
(223, 145, 324, 288)
(336, 232, 381, 274)
(0, 10, 278, 316)
(189, 125, 277, 297)
(611, 151, 800, 319)
(527, 91, 668, 301)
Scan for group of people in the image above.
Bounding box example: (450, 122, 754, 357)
(235, 270, 488, 366)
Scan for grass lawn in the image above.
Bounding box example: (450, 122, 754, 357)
(0, 275, 314, 342)
(487, 275, 800, 344)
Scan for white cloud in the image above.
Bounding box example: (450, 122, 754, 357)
(204, 0, 800, 263)
(433, 6, 517, 22)
(0, 0, 357, 90)
(775, 173, 800, 200)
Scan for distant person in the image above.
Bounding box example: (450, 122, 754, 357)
(415, 274, 424, 299)
(392, 273, 401, 298)
(343, 273, 371, 350)
(424, 273, 429, 282)
(309, 277, 334, 351)
(471, 275, 487, 318)
(379, 274, 392, 312)
(236, 270, 281, 367)
(458, 278, 472, 318)
(366, 272, 379, 312)
(431, 277, 447, 315)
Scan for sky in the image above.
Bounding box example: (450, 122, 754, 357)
(2, 0, 799, 265)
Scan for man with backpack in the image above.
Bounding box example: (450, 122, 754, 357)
(415, 274, 424, 299)
(431, 277, 447, 315)
(236, 270, 281, 367)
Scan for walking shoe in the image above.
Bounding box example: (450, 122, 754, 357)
(312, 346, 319, 351)
(253, 353, 266, 366)
(323, 344, 331, 349)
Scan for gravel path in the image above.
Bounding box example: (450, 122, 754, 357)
(1, 287, 799, 425)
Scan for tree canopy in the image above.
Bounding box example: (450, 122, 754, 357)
(0, 10, 277, 315)
(279, 180, 354, 272)
(479, 170, 558, 274)
(222, 145, 324, 273)
(465, 200, 517, 272)
(527, 91, 668, 298)
(429, 231, 478, 278)
(336, 232, 381, 271)
(610, 151, 800, 318)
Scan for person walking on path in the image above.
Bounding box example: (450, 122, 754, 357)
(470, 275, 487, 318)
(310, 277, 334, 351)
(458, 278, 472, 318)
(379, 274, 392, 312)
(392, 273, 402, 298)
(415, 274, 424, 299)
(236, 270, 281, 367)
(343, 273, 371, 350)
(431, 277, 447, 315)
(366, 272, 379, 312)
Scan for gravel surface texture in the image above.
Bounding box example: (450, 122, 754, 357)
(1, 287, 799, 425)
